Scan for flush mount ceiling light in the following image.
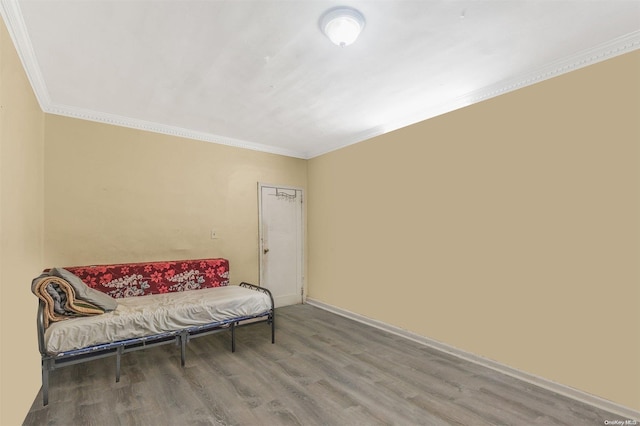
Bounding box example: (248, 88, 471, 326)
(320, 6, 366, 47)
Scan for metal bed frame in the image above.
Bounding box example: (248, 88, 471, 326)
(37, 282, 274, 406)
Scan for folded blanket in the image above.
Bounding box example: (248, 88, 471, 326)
(49, 267, 117, 312)
(32, 276, 105, 328)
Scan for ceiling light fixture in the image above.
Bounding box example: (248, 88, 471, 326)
(320, 6, 366, 47)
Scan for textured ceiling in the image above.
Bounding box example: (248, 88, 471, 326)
(2, 1, 639, 158)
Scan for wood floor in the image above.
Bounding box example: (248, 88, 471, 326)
(25, 304, 627, 425)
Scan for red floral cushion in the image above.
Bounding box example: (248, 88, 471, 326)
(63, 258, 229, 299)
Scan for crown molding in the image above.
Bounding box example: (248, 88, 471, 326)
(467, 30, 640, 105)
(306, 30, 640, 159)
(1, 0, 304, 159)
(3, 0, 639, 160)
(44, 103, 307, 159)
(1, 0, 51, 107)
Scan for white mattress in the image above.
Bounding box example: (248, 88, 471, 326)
(44, 285, 271, 355)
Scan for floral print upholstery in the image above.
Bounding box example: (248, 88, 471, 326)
(64, 258, 230, 299)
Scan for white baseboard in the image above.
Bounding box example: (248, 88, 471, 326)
(305, 298, 640, 421)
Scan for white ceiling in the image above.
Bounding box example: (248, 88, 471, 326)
(2, 1, 639, 159)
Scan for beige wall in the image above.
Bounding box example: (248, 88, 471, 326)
(0, 19, 45, 425)
(44, 115, 307, 285)
(308, 50, 640, 410)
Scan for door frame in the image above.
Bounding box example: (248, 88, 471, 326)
(257, 182, 305, 305)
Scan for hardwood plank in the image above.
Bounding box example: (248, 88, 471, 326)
(24, 304, 631, 425)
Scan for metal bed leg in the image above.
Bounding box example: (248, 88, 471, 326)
(42, 358, 52, 406)
(180, 331, 188, 366)
(270, 312, 275, 344)
(116, 345, 123, 382)
(231, 322, 236, 353)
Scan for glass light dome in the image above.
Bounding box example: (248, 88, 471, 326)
(320, 7, 366, 47)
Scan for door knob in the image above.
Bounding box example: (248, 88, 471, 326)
(263, 248, 270, 254)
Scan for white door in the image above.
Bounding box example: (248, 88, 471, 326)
(259, 183, 303, 308)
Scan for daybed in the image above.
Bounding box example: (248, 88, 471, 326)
(32, 258, 274, 406)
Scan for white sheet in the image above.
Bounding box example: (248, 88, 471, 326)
(44, 285, 271, 355)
